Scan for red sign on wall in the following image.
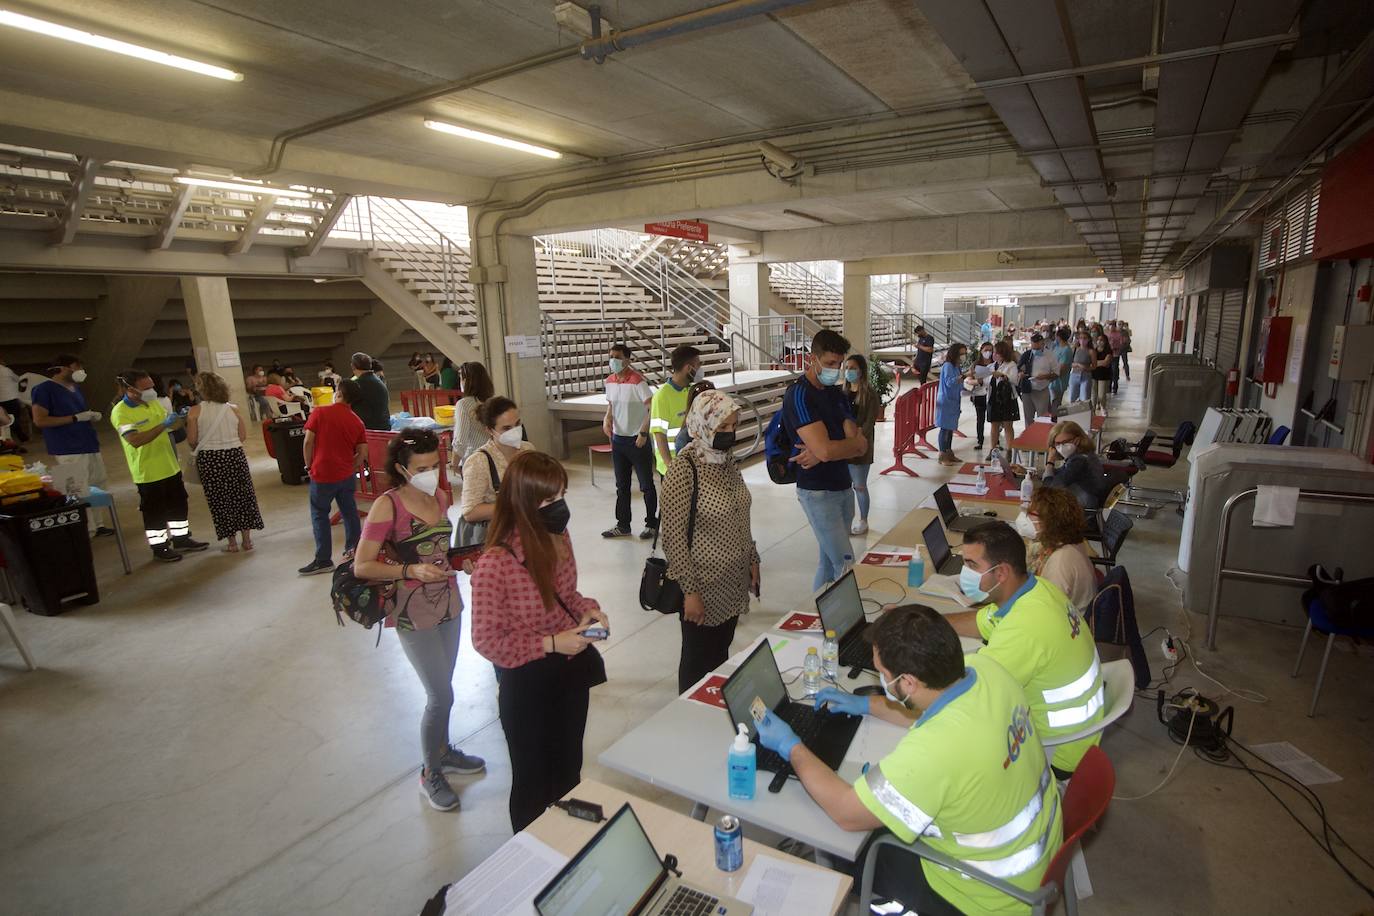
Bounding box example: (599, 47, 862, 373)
(644, 219, 709, 243)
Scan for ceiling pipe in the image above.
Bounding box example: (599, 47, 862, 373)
(247, 0, 817, 177)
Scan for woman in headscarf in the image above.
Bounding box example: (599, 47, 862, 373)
(660, 389, 760, 692)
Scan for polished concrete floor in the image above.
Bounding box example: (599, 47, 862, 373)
(2, 378, 1372, 916)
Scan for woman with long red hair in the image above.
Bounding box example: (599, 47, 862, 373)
(471, 451, 609, 831)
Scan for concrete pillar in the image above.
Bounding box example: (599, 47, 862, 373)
(841, 264, 871, 356)
(727, 251, 772, 363)
(80, 276, 178, 407)
(469, 231, 554, 455)
(180, 276, 249, 409)
(902, 280, 927, 316)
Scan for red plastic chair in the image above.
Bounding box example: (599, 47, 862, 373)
(859, 746, 1116, 916)
(399, 389, 461, 417)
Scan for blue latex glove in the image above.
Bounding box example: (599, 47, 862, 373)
(756, 711, 801, 761)
(814, 686, 868, 717)
(161, 413, 179, 428)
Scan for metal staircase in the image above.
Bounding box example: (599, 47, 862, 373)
(767, 261, 907, 349)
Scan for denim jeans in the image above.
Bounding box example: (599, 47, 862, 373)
(309, 477, 360, 564)
(611, 434, 657, 530)
(938, 427, 955, 453)
(798, 486, 855, 591)
(849, 463, 872, 520)
(1069, 370, 1091, 403)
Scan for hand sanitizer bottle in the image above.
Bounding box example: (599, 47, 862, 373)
(1020, 474, 1034, 506)
(728, 723, 756, 800)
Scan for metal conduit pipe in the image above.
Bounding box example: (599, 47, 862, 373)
(250, 0, 816, 177)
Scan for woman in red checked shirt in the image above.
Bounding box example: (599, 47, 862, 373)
(472, 451, 610, 831)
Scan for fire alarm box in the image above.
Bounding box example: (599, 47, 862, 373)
(1254, 316, 1293, 385)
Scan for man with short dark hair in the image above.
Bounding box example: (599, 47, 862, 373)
(782, 329, 867, 590)
(1018, 333, 1057, 428)
(946, 520, 1104, 776)
(29, 354, 112, 535)
(912, 325, 936, 383)
(650, 345, 701, 475)
(602, 343, 657, 539)
(349, 351, 391, 431)
(299, 378, 368, 576)
(757, 604, 1061, 916)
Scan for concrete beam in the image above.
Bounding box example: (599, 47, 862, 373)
(226, 198, 276, 256)
(330, 299, 410, 372)
(0, 275, 106, 299)
(49, 157, 102, 247)
(358, 259, 482, 368)
(149, 184, 194, 251)
(295, 194, 355, 258)
(0, 228, 360, 277)
(79, 277, 179, 405)
(0, 89, 494, 204)
(840, 249, 1099, 276)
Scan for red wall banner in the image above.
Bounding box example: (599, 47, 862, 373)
(644, 219, 709, 242)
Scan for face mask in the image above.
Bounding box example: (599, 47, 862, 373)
(539, 498, 570, 535)
(1056, 442, 1077, 459)
(981, 350, 992, 360)
(710, 429, 736, 451)
(407, 468, 440, 496)
(497, 425, 524, 449)
(139, 388, 158, 403)
(959, 563, 994, 602)
(692, 364, 705, 383)
(608, 358, 625, 374)
(1014, 512, 1039, 539)
(71, 369, 87, 383)
(879, 671, 909, 706)
(844, 368, 861, 384)
(818, 365, 842, 386)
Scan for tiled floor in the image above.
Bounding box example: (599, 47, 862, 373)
(2, 376, 1372, 915)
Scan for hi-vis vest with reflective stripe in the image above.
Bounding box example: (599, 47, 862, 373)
(854, 654, 1062, 915)
(978, 576, 1105, 771)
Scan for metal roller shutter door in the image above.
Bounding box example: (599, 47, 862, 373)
(1215, 288, 1245, 369)
(1198, 293, 1222, 365)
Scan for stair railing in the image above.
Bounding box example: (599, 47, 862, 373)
(362, 197, 477, 328)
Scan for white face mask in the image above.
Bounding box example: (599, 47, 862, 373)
(496, 425, 524, 449)
(1056, 442, 1077, 459)
(71, 369, 87, 383)
(138, 388, 158, 403)
(879, 671, 909, 706)
(1015, 511, 1039, 539)
(407, 468, 440, 495)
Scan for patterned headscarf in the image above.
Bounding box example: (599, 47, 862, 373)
(683, 388, 739, 464)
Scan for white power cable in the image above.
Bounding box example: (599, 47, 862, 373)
(1113, 705, 1197, 801)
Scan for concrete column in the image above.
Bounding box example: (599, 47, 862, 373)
(902, 280, 926, 316)
(180, 276, 249, 408)
(469, 232, 554, 455)
(841, 264, 871, 356)
(80, 276, 178, 407)
(727, 251, 772, 361)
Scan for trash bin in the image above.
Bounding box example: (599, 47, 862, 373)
(268, 417, 308, 485)
(0, 495, 99, 615)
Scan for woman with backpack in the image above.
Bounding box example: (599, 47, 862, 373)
(353, 428, 486, 813)
(986, 339, 1021, 458)
(471, 451, 609, 831)
(456, 396, 531, 547)
(661, 389, 759, 693)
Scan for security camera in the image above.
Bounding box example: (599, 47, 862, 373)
(758, 141, 801, 173)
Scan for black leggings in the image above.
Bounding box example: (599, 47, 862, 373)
(496, 656, 591, 831)
(678, 615, 739, 693)
(972, 395, 988, 447)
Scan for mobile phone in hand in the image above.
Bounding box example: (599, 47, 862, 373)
(581, 626, 609, 640)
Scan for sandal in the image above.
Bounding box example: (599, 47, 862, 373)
(222, 542, 240, 553)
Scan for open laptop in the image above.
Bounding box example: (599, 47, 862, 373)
(996, 452, 1025, 486)
(535, 802, 752, 916)
(934, 484, 995, 532)
(921, 517, 965, 576)
(815, 570, 873, 675)
(722, 640, 862, 791)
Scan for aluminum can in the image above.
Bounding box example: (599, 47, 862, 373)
(714, 814, 743, 872)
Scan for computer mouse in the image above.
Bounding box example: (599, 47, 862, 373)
(852, 684, 885, 696)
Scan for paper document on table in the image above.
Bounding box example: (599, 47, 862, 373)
(736, 853, 843, 916)
(1035, 415, 1055, 424)
(443, 832, 568, 915)
(1249, 742, 1342, 786)
(919, 573, 977, 607)
(946, 484, 987, 496)
(949, 473, 982, 485)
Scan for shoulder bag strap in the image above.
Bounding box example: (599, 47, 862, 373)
(484, 449, 500, 492)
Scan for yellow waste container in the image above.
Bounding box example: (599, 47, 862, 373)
(311, 386, 334, 406)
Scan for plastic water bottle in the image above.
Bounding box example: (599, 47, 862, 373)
(728, 723, 756, 800)
(822, 629, 839, 681)
(975, 464, 988, 495)
(1020, 474, 1034, 506)
(803, 647, 822, 696)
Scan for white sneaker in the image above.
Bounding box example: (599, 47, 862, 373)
(850, 519, 868, 535)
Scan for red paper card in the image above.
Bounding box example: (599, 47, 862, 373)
(777, 612, 821, 631)
(686, 674, 729, 709)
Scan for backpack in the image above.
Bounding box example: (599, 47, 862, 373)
(1016, 348, 1035, 394)
(330, 492, 400, 639)
(764, 383, 799, 484)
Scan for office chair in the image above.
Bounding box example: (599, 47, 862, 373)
(1090, 512, 1133, 569)
(1266, 425, 1291, 446)
(1293, 577, 1374, 717)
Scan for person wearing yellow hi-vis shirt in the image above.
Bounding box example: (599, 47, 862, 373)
(757, 605, 1061, 916)
(946, 520, 1104, 777)
(649, 345, 701, 476)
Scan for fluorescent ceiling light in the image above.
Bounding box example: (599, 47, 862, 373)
(423, 120, 562, 159)
(0, 10, 243, 81)
(173, 175, 314, 199)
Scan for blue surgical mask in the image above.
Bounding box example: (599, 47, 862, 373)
(844, 369, 861, 384)
(879, 671, 909, 706)
(959, 563, 993, 602)
(608, 358, 625, 374)
(818, 366, 842, 386)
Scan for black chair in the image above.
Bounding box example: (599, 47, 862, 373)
(1090, 511, 1133, 569)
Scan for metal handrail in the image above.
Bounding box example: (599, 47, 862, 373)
(364, 197, 477, 324)
(1205, 487, 1374, 649)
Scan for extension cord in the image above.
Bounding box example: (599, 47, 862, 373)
(1161, 636, 1179, 662)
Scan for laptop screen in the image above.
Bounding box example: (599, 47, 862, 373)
(997, 453, 1018, 483)
(816, 570, 864, 641)
(922, 518, 952, 570)
(722, 640, 788, 741)
(535, 803, 665, 916)
(933, 484, 958, 524)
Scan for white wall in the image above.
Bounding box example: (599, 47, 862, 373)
(1116, 297, 1163, 357)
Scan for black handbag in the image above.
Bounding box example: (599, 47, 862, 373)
(639, 459, 698, 614)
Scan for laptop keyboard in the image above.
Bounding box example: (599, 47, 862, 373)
(838, 638, 871, 671)
(660, 885, 720, 916)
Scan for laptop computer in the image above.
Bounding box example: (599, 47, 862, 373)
(921, 517, 965, 576)
(934, 484, 995, 532)
(535, 802, 752, 916)
(997, 452, 1025, 486)
(815, 570, 873, 675)
(722, 640, 862, 792)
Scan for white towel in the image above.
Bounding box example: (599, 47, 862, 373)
(1253, 485, 1300, 527)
